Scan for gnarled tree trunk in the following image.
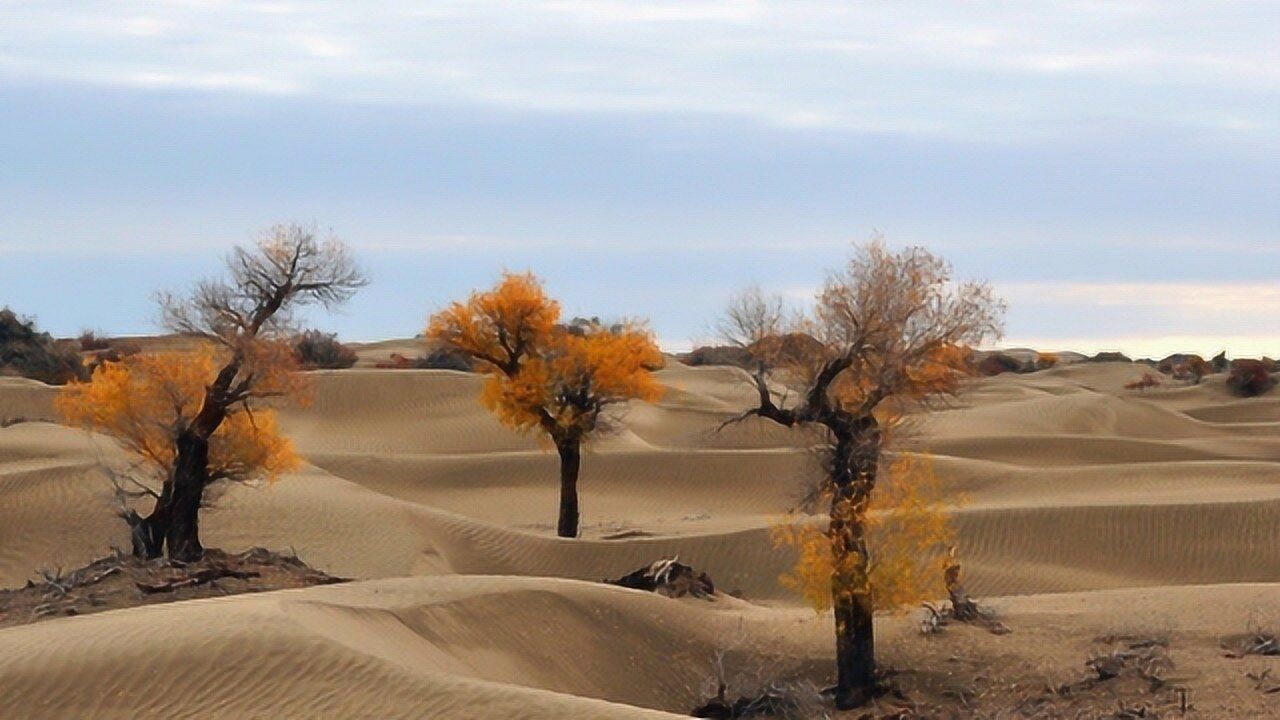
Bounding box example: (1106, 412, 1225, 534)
(555, 437, 581, 538)
(165, 431, 210, 562)
(829, 418, 880, 710)
(133, 483, 171, 559)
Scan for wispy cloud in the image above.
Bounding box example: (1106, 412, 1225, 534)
(999, 282, 1280, 318)
(1, 1, 1276, 140)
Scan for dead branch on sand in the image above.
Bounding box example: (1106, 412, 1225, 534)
(607, 557, 716, 600)
(920, 548, 1009, 636)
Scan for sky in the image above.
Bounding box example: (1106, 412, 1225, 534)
(2, 1, 1277, 356)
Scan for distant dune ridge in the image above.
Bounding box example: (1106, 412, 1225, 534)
(1, 351, 1278, 716)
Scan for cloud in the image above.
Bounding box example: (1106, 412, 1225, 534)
(999, 334, 1277, 359)
(998, 282, 1280, 318)
(0, 2, 1276, 141)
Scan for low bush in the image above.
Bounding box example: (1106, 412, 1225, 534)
(1227, 359, 1275, 397)
(681, 345, 754, 368)
(0, 308, 85, 385)
(1156, 354, 1209, 384)
(975, 352, 1026, 376)
(77, 331, 112, 352)
(1124, 373, 1161, 392)
(1090, 351, 1132, 363)
(374, 349, 473, 372)
(85, 341, 143, 373)
(1036, 351, 1060, 370)
(293, 330, 358, 370)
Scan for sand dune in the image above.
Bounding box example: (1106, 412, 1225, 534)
(1, 575, 1276, 718)
(1, 357, 1278, 716)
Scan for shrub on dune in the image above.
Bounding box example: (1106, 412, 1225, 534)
(682, 345, 754, 368)
(975, 352, 1024, 376)
(0, 308, 85, 385)
(1227, 359, 1275, 397)
(293, 329, 358, 369)
(1035, 351, 1059, 370)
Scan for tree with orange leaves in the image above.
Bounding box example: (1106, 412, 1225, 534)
(720, 241, 1004, 709)
(429, 273, 664, 537)
(58, 225, 365, 560)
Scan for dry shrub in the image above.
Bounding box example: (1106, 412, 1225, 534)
(1036, 351, 1059, 370)
(1227, 359, 1275, 397)
(374, 349, 474, 371)
(0, 308, 85, 385)
(292, 329, 358, 369)
(1124, 373, 1162, 392)
(86, 341, 142, 373)
(683, 345, 754, 368)
(77, 330, 112, 352)
(975, 352, 1025, 376)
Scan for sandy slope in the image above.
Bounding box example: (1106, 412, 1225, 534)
(1, 359, 1278, 717)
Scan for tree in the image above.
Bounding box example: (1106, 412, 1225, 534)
(429, 272, 664, 537)
(57, 348, 299, 555)
(57, 225, 365, 560)
(720, 241, 1004, 708)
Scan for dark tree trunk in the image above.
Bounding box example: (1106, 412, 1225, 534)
(833, 585, 876, 709)
(165, 431, 210, 561)
(555, 438, 581, 538)
(828, 417, 881, 710)
(128, 481, 172, 559)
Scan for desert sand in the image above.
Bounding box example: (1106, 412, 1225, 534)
(1, 354, 1277, 718)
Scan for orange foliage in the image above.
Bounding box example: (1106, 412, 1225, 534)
(428, 272, 560, 371)
(771, 454, 954, 613)
(56, 347, 299, 484)
(430, 273, 664, 441)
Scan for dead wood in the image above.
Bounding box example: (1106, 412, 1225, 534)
(920, 549, 1009, 636)
(607, 557, 716, 599)
(1221, 630, 1280, 658)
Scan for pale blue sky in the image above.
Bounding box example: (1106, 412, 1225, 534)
(2, 1, 1277, 355)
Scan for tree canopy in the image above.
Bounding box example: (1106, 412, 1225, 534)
(57, 347, 299, 488)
